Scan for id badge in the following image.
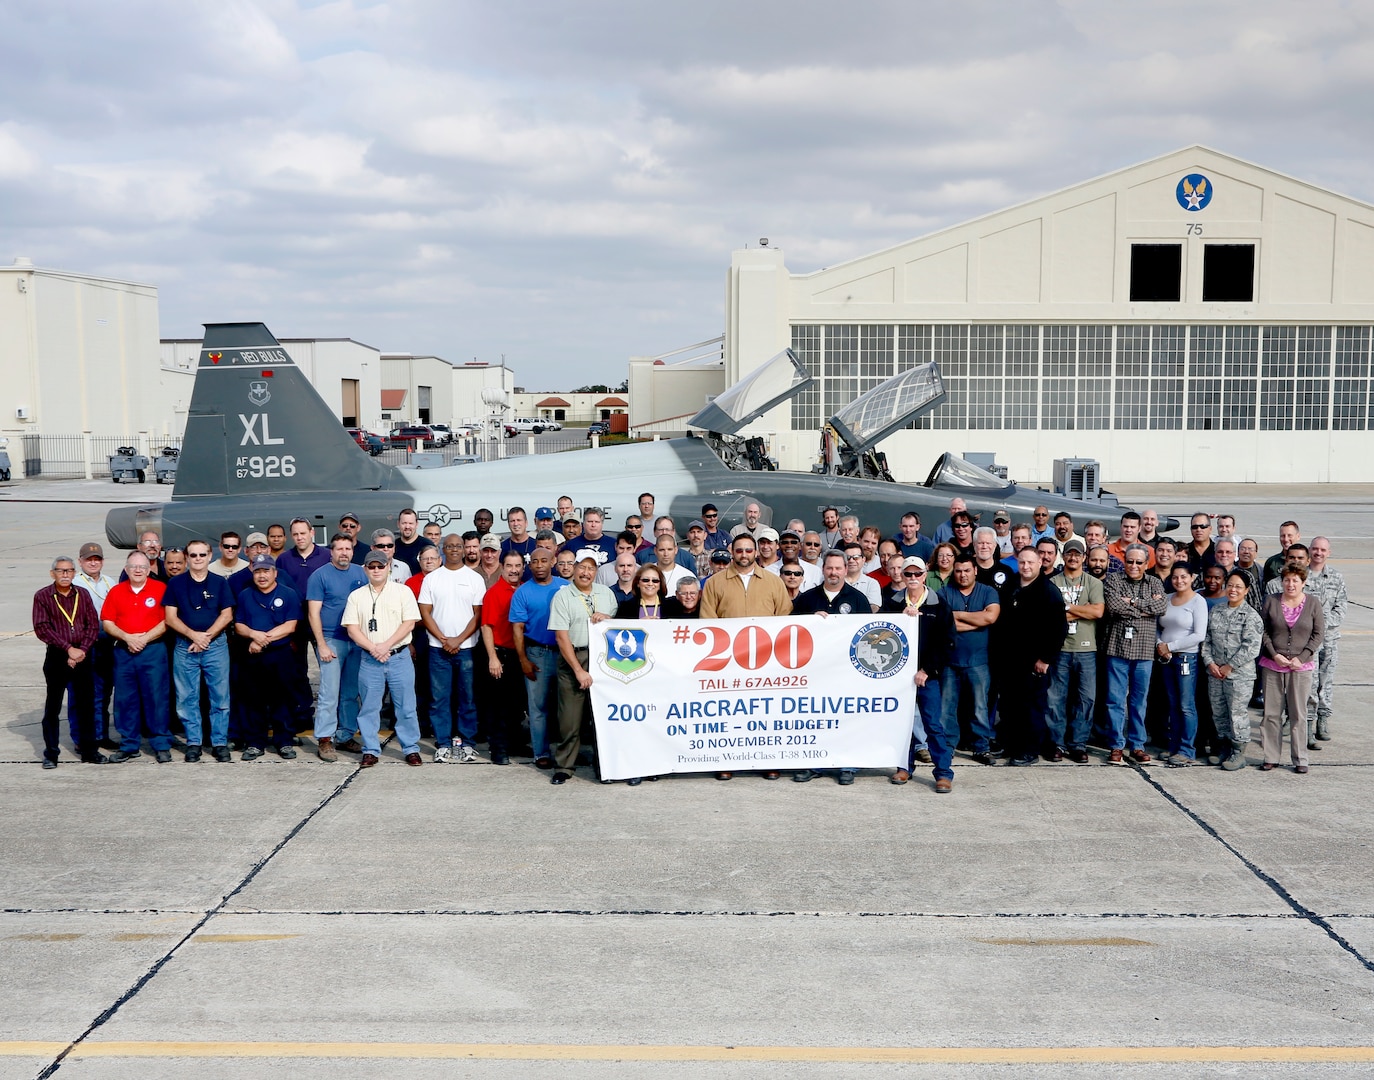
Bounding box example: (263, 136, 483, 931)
(1181, 656, 1190, 676)
(1124, 626, 1135, 640)
(1067, 620, 1078, 635)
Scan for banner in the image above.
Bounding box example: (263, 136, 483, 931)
(589, 614, 918, 780)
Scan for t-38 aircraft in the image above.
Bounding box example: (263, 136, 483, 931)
(106, 322, 1156, 550)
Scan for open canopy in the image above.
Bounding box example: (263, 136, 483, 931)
(687, 348, 813, 435)
(827, 362, 946, 456)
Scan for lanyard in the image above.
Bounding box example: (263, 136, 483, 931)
(54, 588, 80, 628)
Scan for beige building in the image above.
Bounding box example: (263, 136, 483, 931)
(507, 390, 630, 424)
(635, 146, 1374, 483)
(0, 257, 182, 442)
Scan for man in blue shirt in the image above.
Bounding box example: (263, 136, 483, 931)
(163, 539, 236, 762)
(562, 507, 616, 567)
(700, 504, 730, 551)
(278, 518, 331, 734)
(509, 548, 567, 768)
(938, 553, 1002, 764)
(893, 512, 935, 562)
(234, 555, 302, 760)
(307, 534, 369, 762)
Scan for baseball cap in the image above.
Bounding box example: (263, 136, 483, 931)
(339, 512, 360, 525)
(701, 502, 718, 514)
(902, 556, 928, 572)
(562, 512, 580, 524)
(535, 507, 554, 520)
(687, 519, 706, 532)
(992, 508, 1010, 523)
(1062, 538, 1086, 555)
(779, 530, 801, 542)
(757, 526, 779, 542)
(479, 533, 501, 551)
(575, 552, 600, 566)
(250, 554, 276, 570)
(245, 532, 268, 547)
(362, 550, 390, 567)
(79, 542, 104, 560)
(710, 549, 731, 564)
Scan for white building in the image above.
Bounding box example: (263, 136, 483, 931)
(639, 146, 1374, 484)
(165, 337, 383, 431)
(381, 353, 455, 427)
(0, 257, 182, 441)
(452, 361, 517, 427)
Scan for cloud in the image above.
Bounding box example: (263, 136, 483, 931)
(0, 1, 1371, 388)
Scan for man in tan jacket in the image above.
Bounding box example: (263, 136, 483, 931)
(700, 534, 792, 618)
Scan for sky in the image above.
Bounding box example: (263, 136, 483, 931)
(3, 1, 1374, 390)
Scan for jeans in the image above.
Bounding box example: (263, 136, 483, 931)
(358, 648, 421, 757)
(313, 636, 361, 742)
(1046, 651, 1096, 750)
(1160, 653, 1199, 759)
(1106, 655, 1152, 751)
(429, 646, 477, 747)
(524, 642, 559, 759)
(912, 678, 951, 780)
(112, 643, 171, 753)
(172, 636, 230, 747)
(940, 663, 992, 752)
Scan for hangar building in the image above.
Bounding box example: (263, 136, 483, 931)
(657, 146, 1374, 484)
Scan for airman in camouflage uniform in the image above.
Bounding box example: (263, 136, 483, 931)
(1305, 538, 1347, 744)
(1201, 573, 1264, 771)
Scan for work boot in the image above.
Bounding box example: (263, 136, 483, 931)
(317, 737, 337, 763)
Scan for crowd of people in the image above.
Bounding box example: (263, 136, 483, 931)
(32, 493, 1347, 791)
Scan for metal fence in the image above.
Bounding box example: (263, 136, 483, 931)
(10, 434, 182, 480)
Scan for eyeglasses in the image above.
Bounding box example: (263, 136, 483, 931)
(845, 554, 863, 561)
(1125, 559, 1146, 566)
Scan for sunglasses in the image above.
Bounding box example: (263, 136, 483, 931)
(220, 543, 240, 550)
(1191, 524, 1210, 529)
(1125, 559, 1146, 566)
(374, 542, 395, 549)
(904, 569, 925, 577)
(781, 570, 804, 577)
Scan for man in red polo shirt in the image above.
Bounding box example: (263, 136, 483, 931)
(101, 551, 172, 762)
(478, 551, 527, 765)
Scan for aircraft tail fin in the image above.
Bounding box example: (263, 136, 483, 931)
(175, 322, 395, 497)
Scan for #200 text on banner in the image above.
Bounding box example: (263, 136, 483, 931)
(589, 614, 919, 780)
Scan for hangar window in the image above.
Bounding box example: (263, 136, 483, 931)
(1295, 326, 1331, 430)
(789, 324, 822, 431)
(1260, 326, 1295, 430)
(967, 325, 1003, 429)
(1129, 244, 1183, 302)
(1150, 325, 1185, 429)
(897, 325, 933, 428)
(1333, 326, 1370, 430)
(1041, 326, 1075, 429)
(1187, 325, 1223, 430)
(931, 326, 969, 429)
(1203, 245, 1256, 302)
(1114, 326, 1150, 428)
(1222, 325, 1259, 428)
(1077, 326, 1112, 429)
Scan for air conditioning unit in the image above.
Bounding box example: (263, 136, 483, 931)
(15, 407, 29, 420)
(1054, 458, 1100, 500)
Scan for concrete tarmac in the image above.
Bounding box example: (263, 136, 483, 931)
(2, 479, 1373, 1078)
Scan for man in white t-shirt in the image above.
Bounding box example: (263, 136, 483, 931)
(418, 534, 486, 762)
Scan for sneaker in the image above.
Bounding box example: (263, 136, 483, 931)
(1166, 754, 1195, 768)
(1221, 753, 1247, 771)
(432, 745, 453, 764)
(184, 747, 202, 763)
(241, 746, 264, 761)
(913, 748, 933, 764)
(277, 745, 297, 760)
(317, 737, 337, 763)
(792, 769, 816, 783)
(212, 746, 232, 763)
(154, 749, 172, 764)
(837, 769, 856, 785)
(971, 752, 996, 766)
(455, 744, 479, 763)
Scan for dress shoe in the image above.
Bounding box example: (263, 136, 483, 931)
(184, 747, 202, 763)
(1068, 748, 1090, 764)
(1108, 749, 1124, 764)
(42, 759, 57, 770)
(534, 756, 553, 770)
(1259, 762, 1276, 771)
(971, 752, 996, 766)
(890, 769, 910, 785)
(837, 769, 856, 785)
(212, 746, 232, 763)
(154, 749, 173, 764)
(107, 749, 138, 763)
(405, 752, 422, 767)
(550, 770, 571, 785)
(99, 737, 121, 751)
(792, 769, 816, 782)
(317, 737, 337, 763)
(359, 753, 379, 768)
(1129, 749, 1151, 764)
(715, 772, 733, 781)
(762, 770, 780, 780)
(935, 777, 953, 794)
(626, 776, 643, 786)
(491, 752, 510, 765)
(914, 748, 933, 764)
(241, 746, 264, 760)
(81, 754, 109, 765)
(1008, 753, 1038, 767)
(1047, 747, 1064, 763)
(1295, 765, 1310, 774)
(277, 745, 297, 760)
(335, 738, 363, 754)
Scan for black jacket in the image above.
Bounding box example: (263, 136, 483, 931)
(881, 588, 953, 679)
(993, 574, 1069, 673)
(791, 582, 872, 616)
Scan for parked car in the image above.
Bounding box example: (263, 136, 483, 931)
(428, 423, 454, 446)
(346, 428, 386, 455)
(509, 417, 547, 435)
(541, 418, 563, 431)
(387, 425, 439, 448)
(586, 420, 611, 438)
